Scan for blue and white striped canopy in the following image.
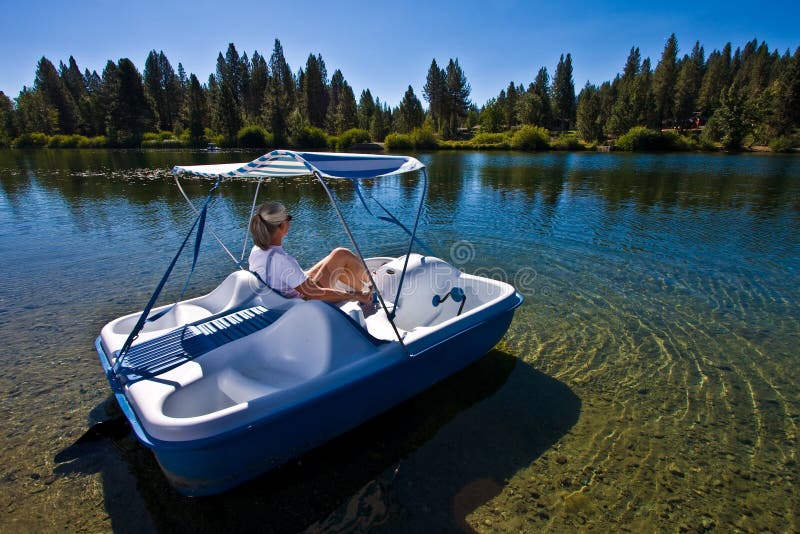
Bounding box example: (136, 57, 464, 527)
(172, 150, 424, 180)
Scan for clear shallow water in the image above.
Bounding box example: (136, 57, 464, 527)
(0, 149, 798, 532)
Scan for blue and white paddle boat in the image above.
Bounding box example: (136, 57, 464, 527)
(96, 151, 523, 496)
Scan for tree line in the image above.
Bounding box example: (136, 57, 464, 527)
(482, 35, 799, 150)
(0, 39, 431, 149)
(0, 35, 797, 151)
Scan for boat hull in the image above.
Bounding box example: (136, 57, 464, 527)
(97, 298, 520, 496)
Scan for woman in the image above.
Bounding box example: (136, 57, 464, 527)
(248, 201, 373, 304)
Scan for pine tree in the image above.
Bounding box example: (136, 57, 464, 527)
(423, 59, 446, 133)
(674, 41, 705, 126)
(143, 51, 164, 130)
(444, 58, 471, 138)
(207, 74, 220, 134)
(759, 46, 800, 138)
(59, 57, 87, 105)
(216, 82, 242, 142)
(698, 43, 732, 116)
(185, 73, 208, 145)
(246, 51, 268, 122)
(144, 51, 183, 131)
(35, 56, 80, 134)
(263, 39, 294, 144)
(59, 56, 90, 134)
(358, 89, 375, 131)
(301, 53, 329, 128)
(214, 44, 244, 132)
(335, 82, 359, 134)
(606, 48, 641, 134)
(99, 61, 120, 137)
(597, 80, 616, 134)
(369, 98, 387, 141)
(503, 82, 520, 128)
(653, 34, 679, 127)
(397, 85, 424, 133)
(239, 51, 252, 119)
(532, 67, 553, 127)
(714, 83, 752, 150)
(15, 87, 58, 134)
(552, 53, 576, 130)
(639, 58, 658, 128)
(218, 43, 244, 106)
(81, 69, 104, 136)
(326, 69, 346, 134)
(515, 88, 544, 126)
(0, 91, 16, 145)
(479, 98, 505, 133)
(577, 82, 603, 141)
(106, 58, 155, 146)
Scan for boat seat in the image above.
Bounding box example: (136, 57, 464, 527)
(115, 306, 282, 384)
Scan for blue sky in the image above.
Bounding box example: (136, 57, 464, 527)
(1, 0, 798, 107)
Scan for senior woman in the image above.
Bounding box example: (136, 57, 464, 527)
(248, 201, 373, 304)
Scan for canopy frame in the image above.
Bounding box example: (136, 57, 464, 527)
(120, 151, 429, 358)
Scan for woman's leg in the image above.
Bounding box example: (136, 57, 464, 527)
(306, 247, 370, 290)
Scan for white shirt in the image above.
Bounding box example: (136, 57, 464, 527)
(248, 245, 308, 299)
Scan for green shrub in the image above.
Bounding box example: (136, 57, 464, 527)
(80, 136, 108, 148)
(471, 132, 509, 145)
(441, 140, 472, 149)
(661, 130, 698, 151)
(142, 132, 160, 142)
(161, 138, 185, 148)
(336, 128, 370, 150)
(510, 125, 549, 150)
(616, 126, 659, 151)
(291, 126, 329, 149)
(550, 133, 584, 151)
(617, 126, 706, 152)
(209, 134, 226, 148)
(385, 133, 413, 150)
(769, 136, 794, 153)
(12, 132, 50, 148)
(410, 127, 438, 149)
(237, 125, 273, 148)
(48, 134, 83, 148)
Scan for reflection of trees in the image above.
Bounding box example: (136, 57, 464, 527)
(425, 151, 465, 207)
(2, 150, 798, 255)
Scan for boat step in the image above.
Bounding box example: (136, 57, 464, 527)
(116, 306, 281, 383)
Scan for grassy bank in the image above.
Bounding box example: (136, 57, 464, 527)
(6, 125, 799, 154)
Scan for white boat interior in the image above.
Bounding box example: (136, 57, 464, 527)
(99, 253, 517, 442)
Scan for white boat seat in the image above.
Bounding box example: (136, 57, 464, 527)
(116, 306, 282, 384)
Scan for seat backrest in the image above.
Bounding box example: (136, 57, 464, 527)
(373, 254, 463, 330)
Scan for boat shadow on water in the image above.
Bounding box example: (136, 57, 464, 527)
(55, 349, 580, 532)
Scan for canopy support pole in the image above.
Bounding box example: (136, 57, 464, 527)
(241, 178, 263, 263)
(389, 167, 428, 319)
(174, 175, 242, 268)
(314, 172, 408, 356)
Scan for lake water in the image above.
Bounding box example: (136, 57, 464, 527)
(0, 149, 798, 532)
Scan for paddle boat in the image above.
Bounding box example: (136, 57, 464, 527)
(96, 150, 523, 496)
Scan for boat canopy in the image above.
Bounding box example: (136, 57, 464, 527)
(116, 150, 430, 360)
(173, 150, 425, 180)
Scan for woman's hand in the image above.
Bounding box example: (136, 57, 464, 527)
(353, 290, 373, 304)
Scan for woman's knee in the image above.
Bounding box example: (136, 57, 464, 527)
(330, 247, 354, 261)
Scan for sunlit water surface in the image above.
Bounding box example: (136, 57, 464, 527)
(0, 149, 798, 532)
